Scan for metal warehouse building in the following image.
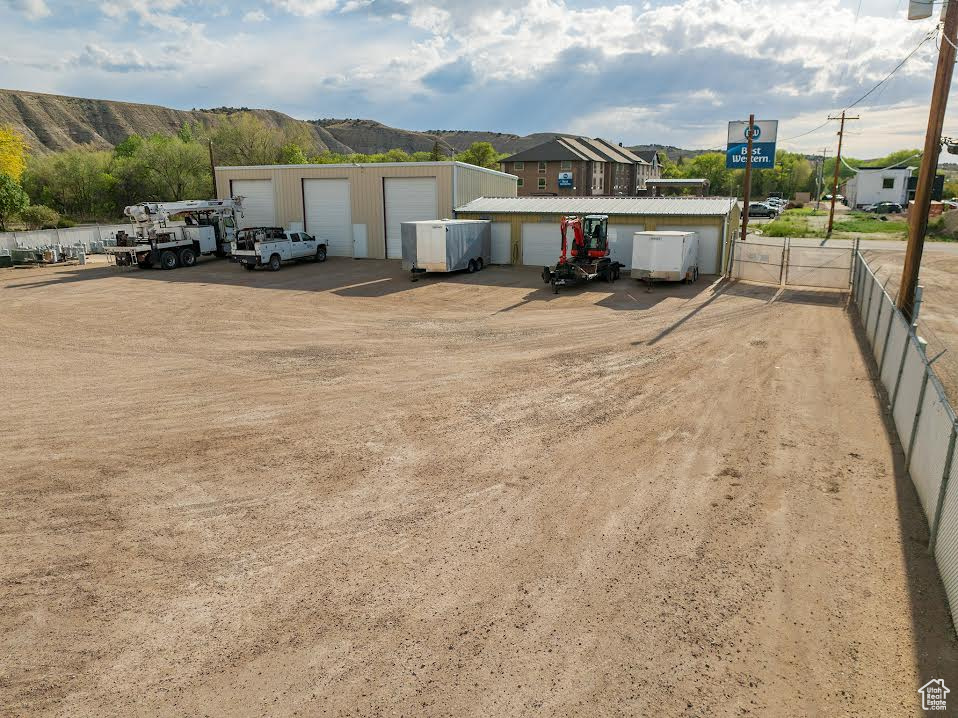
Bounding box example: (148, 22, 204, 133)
(214, 162, 517, 260)
(454, 196, 741, 274)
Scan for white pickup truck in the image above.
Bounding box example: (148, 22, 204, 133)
(231, 227, 327, 271)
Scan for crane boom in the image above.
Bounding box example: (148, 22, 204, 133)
(124, 198, 244, 227)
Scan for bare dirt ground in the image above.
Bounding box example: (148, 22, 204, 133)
(863, 248, 958, 407)
(2, 257, 956, 717)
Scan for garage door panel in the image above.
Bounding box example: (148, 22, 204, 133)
(491, 223, 511, 264)
(384, 178, 438, 259)
(522, 223, 559, 266)
(608, 224, 644, 268)
(304, 179, 352, 257)
(658, 224, 721, 274)
(232, 180, 275, 229)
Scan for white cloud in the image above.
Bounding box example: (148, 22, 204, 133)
(269, 0, 338, 16)
(243, 9, 268, 22)
(4, 0, 50, 19)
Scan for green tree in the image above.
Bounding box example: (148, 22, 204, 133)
(21, 147, 115, 220)
(429, 141, 443, 161)
(454, 141, 503, 169)
(133, 134, 210, 200)
(18, 203, 59, 229)
(114, 133, 144, 158)
(279, 143, 309, 164)
(0, 173, 28, 230)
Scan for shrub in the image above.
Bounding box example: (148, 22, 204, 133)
(56, 218, 76, 228)
(18, 204, 60, 230)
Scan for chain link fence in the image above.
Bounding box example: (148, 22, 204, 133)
(0, 224, 131, 252)
(853, 252, 958, 634)
(729, 237, 854, 290)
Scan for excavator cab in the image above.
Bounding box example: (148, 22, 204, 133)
(576, 214, 609, 257)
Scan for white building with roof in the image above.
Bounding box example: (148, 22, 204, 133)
(844, 167, 913, 208)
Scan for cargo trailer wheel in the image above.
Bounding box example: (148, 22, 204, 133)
(315, 246, 327, 263)
(268, 254, 282, 271)
(476, 257, 484, 270)
(159, 250, 178, 270)
(467, 259, 476, 273)
(178, 247, 197, 267)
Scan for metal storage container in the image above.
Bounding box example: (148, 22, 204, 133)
(401, 219, 491, 274)
(631, 230, 699, 283)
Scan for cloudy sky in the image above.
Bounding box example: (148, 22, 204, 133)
(0, 0, 952, 157)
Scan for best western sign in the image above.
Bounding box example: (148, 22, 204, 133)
(726, 120, 778, 169)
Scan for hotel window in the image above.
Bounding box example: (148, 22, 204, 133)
(538, 177, 547, 189)
(514, 161, 524, 170)
(517, 178, 523, 187)
(538, 161, 547, 173)
(560, 160, 572, 170)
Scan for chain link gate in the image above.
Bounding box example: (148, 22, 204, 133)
(729, 237, 854, 290)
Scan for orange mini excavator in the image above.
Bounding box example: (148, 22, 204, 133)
(541, 214, 622, 294)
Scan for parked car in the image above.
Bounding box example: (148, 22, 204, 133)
(748, 202, 778, 218)
(765, 198, 788, 211)
(868, 202, 903, 214)
(822, 194, 845, 202)
(943, 199, 958, 210)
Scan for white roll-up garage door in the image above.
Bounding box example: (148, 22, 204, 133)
(384, 177, 438, 259)
(607, 224, 645, 268)
(522, 223, 560, 266)
(658, 224, 721, 274)
(231, 179, 275, 229)
(303, 179, 352, 256)
(491, 223, 511, 264)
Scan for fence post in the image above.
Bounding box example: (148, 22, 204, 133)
(913, 285, 924, 328)
(848, 239, 859, 289)
(872, 288, 885, 350)
(878, 294, 896, 375)
(890, 328, 913, 412)
(929, 423, 958, 554)
(726, 239, 736, 279)
(863, 268, 875, 327)
(855, 253, 864, 304)
(779, 237, 789, 286)
(905, 366, 930, 465)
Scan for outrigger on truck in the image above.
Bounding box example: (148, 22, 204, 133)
(541, 214, 622, 294)
(105, 198, 244, 269)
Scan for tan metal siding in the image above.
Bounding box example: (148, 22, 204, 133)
(455, 211, 727, 266)
(453, 165, 518, 207)
(216, 164, 455, 259)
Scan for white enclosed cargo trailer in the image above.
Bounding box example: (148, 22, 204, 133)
(401, 219, 491, 278)
(631, 230, 699, 284)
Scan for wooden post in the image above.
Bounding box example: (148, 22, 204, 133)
(898, 1, 958, 321)
(740, 113, 755, 242)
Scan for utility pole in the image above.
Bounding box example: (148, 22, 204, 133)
(899, 2, 958, 320)
(826, 111, 859, 236)
(208, 139, 218, 199)
(814, 147, 829, 210)
(740, 113, 756, 242)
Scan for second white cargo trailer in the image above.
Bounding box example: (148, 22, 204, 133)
(401, 219, 491, 279)
(631, 230, 699, 284)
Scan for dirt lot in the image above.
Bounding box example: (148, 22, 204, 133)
(2, 257, 956, 716)
(863, 249, 958, 406)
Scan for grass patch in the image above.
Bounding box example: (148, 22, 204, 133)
(761, 216, 824, 238)
(782, 208, 826, 217)
(831, 216, 907, 234)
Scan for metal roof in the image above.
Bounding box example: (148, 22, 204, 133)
(455, 196, 738, 216)
(647, 178, 710, 185)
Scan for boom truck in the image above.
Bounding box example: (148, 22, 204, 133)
(541, 214, 622, 294)
(105, 198, 244, 269)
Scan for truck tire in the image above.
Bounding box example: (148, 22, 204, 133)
(467, 259, 476, 273)
(178, 247, 197, 267)
(159, 250, 178, 270)
(476, 257, 484, 271)
(268, 254, 282, 272)
(315, 246, 327, 263)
